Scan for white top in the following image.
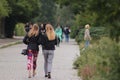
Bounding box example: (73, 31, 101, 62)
(84, 29, 91, 40)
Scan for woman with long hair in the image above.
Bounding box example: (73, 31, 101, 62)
(41, 24, 60, 79)
(23, 24, 40, 78)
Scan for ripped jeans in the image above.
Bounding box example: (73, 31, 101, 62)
(27, 50, 38, 71)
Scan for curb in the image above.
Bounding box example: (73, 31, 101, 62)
(0, 40, 22, 49)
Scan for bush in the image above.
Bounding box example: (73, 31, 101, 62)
(70, 26, 80, 39)
(14, 23, 25, 36)
(73, 37, 120, 80)
(75, 27, 107, 43)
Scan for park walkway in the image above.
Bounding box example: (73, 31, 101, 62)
(0, 39, 81, 80)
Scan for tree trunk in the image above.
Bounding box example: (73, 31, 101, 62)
(5, 16, 17, 38)
(0, 17, 5, 38)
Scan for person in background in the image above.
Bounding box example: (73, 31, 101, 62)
(24, 22, 33, 33)
(23, 24, 40, 78)
(55, 24, 62, 42)
(40, 24, 60, 79)
(39, 23, 46, 35)
(84, 24, 91, 48)
(64, 26, 71, 42)
(24, 22, 30, 33)
(60, 25, 65, 41)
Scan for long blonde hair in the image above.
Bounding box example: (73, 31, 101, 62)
(45, 24, 55, 40)
(28, 24, 39, 37)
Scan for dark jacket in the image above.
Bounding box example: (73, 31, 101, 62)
(39, 27, 46, 35)
(40, 34, 60, 50)
(64, 28, 70, 35)
(23, 35, 40, 51)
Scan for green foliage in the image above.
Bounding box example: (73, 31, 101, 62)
(55, 5, 75, 26)
(90, 27, 108, 39)
(55, 0, 120, 42)
(14, 23, 25, 36)
(7, 0, 41, 21)
(70, 11, 98, 40)
(109, 20, 120, 42)
(88, 0, 120, 21)
(75, 28, 84, 43)
(87, 0, 120, 42)
(73, 37, 120, 80)
(74, 12, 98, 26)
(55, 0, 87, 14)
(74, 27, 107, 43)
(33, 0, 56, 25)
(4, 0, 41, 38)
(0, 0, 10, 17)
(70, 25, 80, 38)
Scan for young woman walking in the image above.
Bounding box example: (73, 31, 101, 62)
(40, 24, 60, 79)
(23, 24, 40, 78)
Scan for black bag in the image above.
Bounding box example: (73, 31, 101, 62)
(21, 49, 28, 55)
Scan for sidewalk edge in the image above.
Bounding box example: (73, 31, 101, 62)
(0, 40, 22, 49)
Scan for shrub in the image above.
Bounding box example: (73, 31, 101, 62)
(75, 27, 107, 43)
(73, 37, 120, 80)
(14, 23, 25, 36)
(70, 26, 80, 39)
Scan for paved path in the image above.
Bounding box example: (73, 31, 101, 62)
(0, 39, 80, 80)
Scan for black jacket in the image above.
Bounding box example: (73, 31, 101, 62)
(40, 34, 60, 50)
(23, 35, 40, 51)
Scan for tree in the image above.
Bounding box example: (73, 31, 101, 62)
(55, 0, 120, 42)
(88, 0, 120, 42)
(55, 0, 88, 14)
(33, 0, 56, 25)
(4, 0, 41, 38)
(55, 5, 75, 27)
(0, 0, 10, 37)
(0, 0, 10, 17)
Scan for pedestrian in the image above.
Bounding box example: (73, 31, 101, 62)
(60, 25, 64, 41)
(23, 24, 40, 78)
(55, 24, 62, 42)
(24, 22, 30, 33)
(24, 22, 33, 33)
(84, 24, 91, 48)
(40, 24, 60, 79)
(39, 23, 46, 35)
(64, 26, 71, 42)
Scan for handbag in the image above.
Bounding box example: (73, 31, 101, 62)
(21, 49, 28, 55)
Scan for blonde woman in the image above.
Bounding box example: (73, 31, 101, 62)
(23, 24, 40, 78)
(41, 24, 60, 79)
(84, 24, 91, 47)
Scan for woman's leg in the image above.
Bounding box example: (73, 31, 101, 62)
(32, 50, 38, 76)
(67, 35, 69, 42)
(47, 50, 54, 78)
(65, 34, 69, 42)
(43, 50, 48, 76)
(85, 40, 90, 48)
(27, 50, 33, 78)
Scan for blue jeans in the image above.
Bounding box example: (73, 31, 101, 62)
(65, 34, 69, 42)
(85, 40, 90, 48)
(42, 50, 54, 75)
